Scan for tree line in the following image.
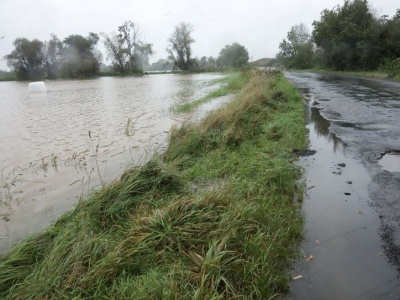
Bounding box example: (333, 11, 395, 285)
(5, 33, 102, 80)
(276, 0, 400, 76)
(3, 21, 249, 80)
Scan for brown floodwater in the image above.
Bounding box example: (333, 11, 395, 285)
(0, 73, 228, 254)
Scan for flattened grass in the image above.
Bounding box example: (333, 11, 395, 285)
(0, 69, 307, 299)
(175, 72, 250, 113)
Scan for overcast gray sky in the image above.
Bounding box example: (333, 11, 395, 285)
(0, 0, 398, 70)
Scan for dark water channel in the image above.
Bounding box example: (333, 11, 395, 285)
(286, 72, 400, 299)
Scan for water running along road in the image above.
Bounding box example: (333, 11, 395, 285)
(285, 72, 400, 299)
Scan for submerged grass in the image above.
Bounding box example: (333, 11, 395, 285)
(176, 72, 251, 113)
(0, 69, 307, 299)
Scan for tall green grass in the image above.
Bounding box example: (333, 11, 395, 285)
(0, 69, 307, 299)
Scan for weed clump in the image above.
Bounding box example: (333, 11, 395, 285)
(78, 159, 184, 229)
(0, 69, 307, 299)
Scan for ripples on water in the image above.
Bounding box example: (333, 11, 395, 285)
(0, 73, 226, 253)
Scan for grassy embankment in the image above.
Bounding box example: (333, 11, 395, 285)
(0, 69, 307, 299)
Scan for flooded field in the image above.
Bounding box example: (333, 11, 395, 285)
(0, 73, 228, 254)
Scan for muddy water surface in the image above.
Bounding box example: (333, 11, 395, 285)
(286, 72, 400, 299)
(0, 73, 228, 254)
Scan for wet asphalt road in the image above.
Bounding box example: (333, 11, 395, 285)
(285, 72, 400, 299)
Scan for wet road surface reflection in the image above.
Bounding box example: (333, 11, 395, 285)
(286, 72, 400, 299)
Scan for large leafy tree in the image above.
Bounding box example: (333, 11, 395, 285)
(4, 38, 45, 80)
(5, 33, 102, 80)
(42, 34, 63, 78)
(277, 23, 314, 69)
(102, 21, 153, 73)
(167, 23, 195, 71)
(377, 9, 400, 60)
(102, 32, 125, 72)
(217, 43, 249, 68)
(376, 9, 400, 76)
(312, 0, 379, 70)
(277, 2, 400, 72)
(60, 33, 101, 78)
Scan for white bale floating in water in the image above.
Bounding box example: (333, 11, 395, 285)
(28, 81, 47, 93)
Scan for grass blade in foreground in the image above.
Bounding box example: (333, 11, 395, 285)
(0, 69, 307, 299)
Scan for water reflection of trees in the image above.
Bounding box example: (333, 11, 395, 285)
(310, 106, 345, 153)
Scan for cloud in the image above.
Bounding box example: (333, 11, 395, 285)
(0, 0, 398, 70)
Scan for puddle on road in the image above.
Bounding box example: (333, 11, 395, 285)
(290, 90, 400, 299)
(379, 152, 400, 173)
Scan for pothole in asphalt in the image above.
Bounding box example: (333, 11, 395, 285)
(379, 151, 400, 172)
(335, 121, 356, 128)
